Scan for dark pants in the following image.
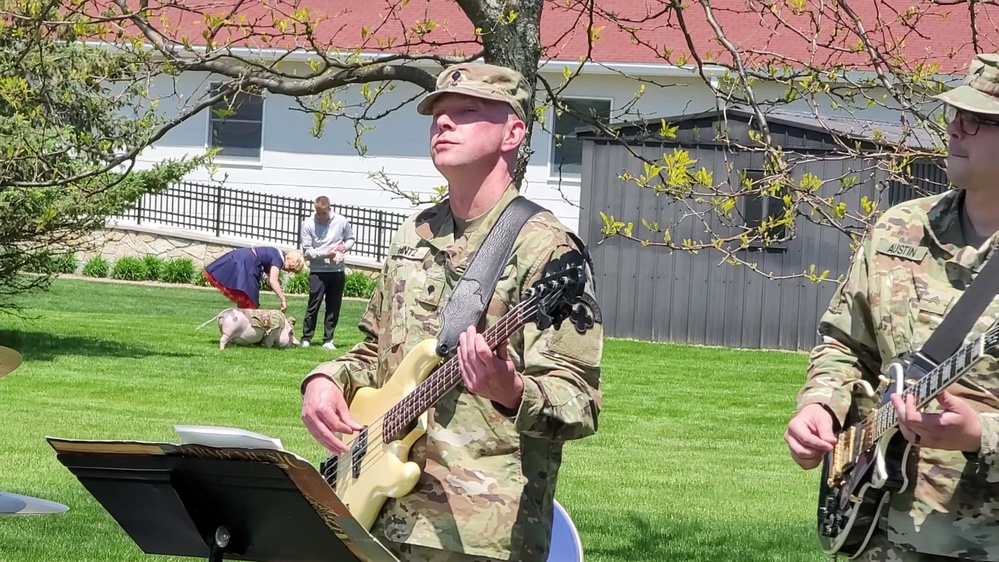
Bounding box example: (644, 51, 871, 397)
(302, 271, 345, 343)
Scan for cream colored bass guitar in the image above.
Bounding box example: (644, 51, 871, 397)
(319, 257, 586, 531)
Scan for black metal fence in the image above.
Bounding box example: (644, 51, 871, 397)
(118, 181, 410, 261)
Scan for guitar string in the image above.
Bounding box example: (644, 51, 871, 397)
(320, 298, 548, 485)
(835, 329, 997, 474)
(323, 299, 538, 483)
(320, 268, 583, 484)
(872, 352, 959, 436)
(321, 300, 541, 485)
(863, 361, 946, 444)
(848, 345, 973, 460)
(836, 363, 943, 469)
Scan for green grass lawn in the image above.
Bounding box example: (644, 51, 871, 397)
(0, 278, 827, 562)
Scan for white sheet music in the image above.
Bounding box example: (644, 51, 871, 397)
(174, 425, 284, 451)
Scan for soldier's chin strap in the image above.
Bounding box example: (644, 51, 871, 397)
(910, 249, 999, 374)
(434, 196, 545, 358)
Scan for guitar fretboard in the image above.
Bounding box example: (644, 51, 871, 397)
(380, 294, 538, 442)
(854, 326, 999, 454)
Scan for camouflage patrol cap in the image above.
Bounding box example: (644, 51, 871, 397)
(934, 53, 999, 115)
(417, 63, 530, 121)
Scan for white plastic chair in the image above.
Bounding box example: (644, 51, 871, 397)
(547, 500, 584, 562)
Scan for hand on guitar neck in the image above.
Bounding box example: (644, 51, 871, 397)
(457, 326, 524, 411)
(785, 404, 838, 470)
(302, 376, 364, 454)
(786, 391, 984, 471)
(300, 325, 526, 455)
(889, 390, 982, 453)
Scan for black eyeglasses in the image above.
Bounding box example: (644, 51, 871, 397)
(945, 105, 999, 136)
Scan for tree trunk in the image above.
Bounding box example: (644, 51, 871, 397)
(455, 0, 543, 189)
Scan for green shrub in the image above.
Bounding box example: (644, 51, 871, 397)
(20, 254, 49, 274)
(142, 255, 166, 281)
(82, 256, 109, 278)
(260, 271, 288, 291)
(52, 253, 78, 274)
(343, 271, 377, 299)
(193, 269, 211, 287)
(22, 252, 76, 274)
(286, 271, 310, 294)
(111, 256, 148, 281)
(161, 258, 195, 284)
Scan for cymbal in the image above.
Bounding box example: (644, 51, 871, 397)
(0, 491, 69, 515)
(0, 346, 22, 378)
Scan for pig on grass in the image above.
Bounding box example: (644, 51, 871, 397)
(197, 308, 299, 350)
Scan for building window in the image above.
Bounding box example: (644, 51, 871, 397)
(743, 169, 787, 249)
(550, 97, 612, 177)
(208, 83, 264, 159)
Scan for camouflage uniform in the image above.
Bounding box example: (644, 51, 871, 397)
(248, 309, 291, 335)
(797, 189, 999, 561)
(305, 184, 603, 562)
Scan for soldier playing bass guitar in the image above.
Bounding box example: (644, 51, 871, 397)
(300, 63, 602, 562)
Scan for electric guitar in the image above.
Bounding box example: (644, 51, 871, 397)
(319, 255, 587, 531)
(816, 324, 999, 557)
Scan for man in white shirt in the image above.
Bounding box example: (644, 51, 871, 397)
(299, 196, 355, 350)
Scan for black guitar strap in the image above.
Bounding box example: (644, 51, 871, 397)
(912, 251, 999, 369)
(434, 196, 545, 357)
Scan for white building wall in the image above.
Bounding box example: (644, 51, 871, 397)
(133, 60, 905, 234)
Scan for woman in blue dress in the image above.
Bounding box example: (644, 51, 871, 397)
(203, 247, 305, 311)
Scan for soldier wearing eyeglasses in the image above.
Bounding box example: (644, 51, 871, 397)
(945, 105, 999, 137)
(785, 53, 999, 561)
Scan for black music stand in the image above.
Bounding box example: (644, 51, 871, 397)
(47, 437, 400, 562)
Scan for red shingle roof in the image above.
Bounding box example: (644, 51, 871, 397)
(104, 1, 998, 75)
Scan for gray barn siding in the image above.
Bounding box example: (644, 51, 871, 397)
(579, 137, 881, 351)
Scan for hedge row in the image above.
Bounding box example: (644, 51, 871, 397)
(57, 254, 378, 299)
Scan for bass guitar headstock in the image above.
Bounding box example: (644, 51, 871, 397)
(527, 249, 587, 331)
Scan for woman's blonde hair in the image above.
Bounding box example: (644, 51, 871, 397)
(284, 250, 306, 273)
